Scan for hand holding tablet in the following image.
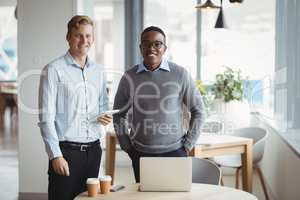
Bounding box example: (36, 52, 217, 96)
(97, 110, 120, 126)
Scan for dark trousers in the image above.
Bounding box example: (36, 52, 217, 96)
(128, 146, 187, 183)
(48, 140, 102, 200)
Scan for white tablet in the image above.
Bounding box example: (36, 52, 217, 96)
(101, 109, 120, 115)
(90, 110, 120, 122)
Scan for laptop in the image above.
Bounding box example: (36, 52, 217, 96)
(139, 157, 192, 192)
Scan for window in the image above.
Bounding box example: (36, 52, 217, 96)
(200, 0, 275, 117)
(0, 6, 17, 81)
(144, 0, 275, 117)
(93, 0, 125, 108)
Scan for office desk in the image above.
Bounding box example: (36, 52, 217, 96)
(75, 184, 257, 200)
(105, 133, 253, 192)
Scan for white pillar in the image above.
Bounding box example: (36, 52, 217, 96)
(18, 0, 76, 198)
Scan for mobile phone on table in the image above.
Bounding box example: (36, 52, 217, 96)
(110, 185, 125, 192)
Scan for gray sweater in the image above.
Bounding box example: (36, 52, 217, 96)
(113, 61, 205, 154)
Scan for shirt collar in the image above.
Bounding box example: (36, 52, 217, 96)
(136, 58, 170, 74)
(64, 51, 94, 68)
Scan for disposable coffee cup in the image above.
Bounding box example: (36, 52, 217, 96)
(86, 178, 99, 197)
(99, 175, 112, 194)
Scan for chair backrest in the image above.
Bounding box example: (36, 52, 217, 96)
(192, 158, 221, 185)
(233, 127, 268, 164)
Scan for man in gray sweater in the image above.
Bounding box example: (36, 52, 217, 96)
(113, 26, 205, 182)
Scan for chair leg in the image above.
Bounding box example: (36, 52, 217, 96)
(220, 176, 224, 186)
(235, 167, 241, 189)
(256, 166, 269, 200)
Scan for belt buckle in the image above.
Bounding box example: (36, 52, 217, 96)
(80, 145, 88, 152)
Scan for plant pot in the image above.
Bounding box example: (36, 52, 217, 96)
(209, 99, 251, 134)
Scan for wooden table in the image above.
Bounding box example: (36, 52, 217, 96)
(105, 133, 253, 192)
(0, 82, 17, 128)
(75, 183, 257, 200)
(191, 135, 253, 192)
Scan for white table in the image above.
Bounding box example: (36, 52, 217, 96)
(75, 184, 257, 200)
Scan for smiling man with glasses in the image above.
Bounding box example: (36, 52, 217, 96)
(113, 26, 205, 182)
(139, 27, 167, 71)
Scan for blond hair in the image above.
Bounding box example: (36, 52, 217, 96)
(67, 15, 94, 36)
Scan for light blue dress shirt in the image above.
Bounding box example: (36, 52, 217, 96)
(38, 51, 108, 159)
(136, 58, 170, 73)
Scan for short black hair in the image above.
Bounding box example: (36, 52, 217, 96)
(141, 26, 166, 40)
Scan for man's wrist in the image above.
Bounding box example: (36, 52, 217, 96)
(183, 138, 193, 152)
(51, 156, 63, 161)
(183, 146, 190, 154)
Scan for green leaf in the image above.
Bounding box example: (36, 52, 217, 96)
(212, 67, 245, 102)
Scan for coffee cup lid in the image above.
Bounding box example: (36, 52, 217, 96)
(86, 178, 99, 184)
(99, 175, 112, 181)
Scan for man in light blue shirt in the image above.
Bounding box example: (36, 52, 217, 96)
(38, 15, 111, 200)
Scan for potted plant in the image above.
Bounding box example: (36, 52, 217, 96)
(210, 67, 250, 131)
(212, 67, 243, 102)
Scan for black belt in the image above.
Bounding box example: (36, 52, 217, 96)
(59, 140, 100, 152)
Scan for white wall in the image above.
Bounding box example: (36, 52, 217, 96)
(252, 116, 300, 200)
(263, 130, 300, 200)
(0, 0, 16, 6)
(18, 0, 75, 197)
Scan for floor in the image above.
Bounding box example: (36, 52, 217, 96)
(0, 109, 18, 200)
(0, 109, 267, 200)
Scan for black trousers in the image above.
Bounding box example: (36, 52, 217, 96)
(128, 146, 187, 183)
(48, 140, 102, 200)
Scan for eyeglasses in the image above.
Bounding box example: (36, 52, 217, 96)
(141, 41, 165, 50)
